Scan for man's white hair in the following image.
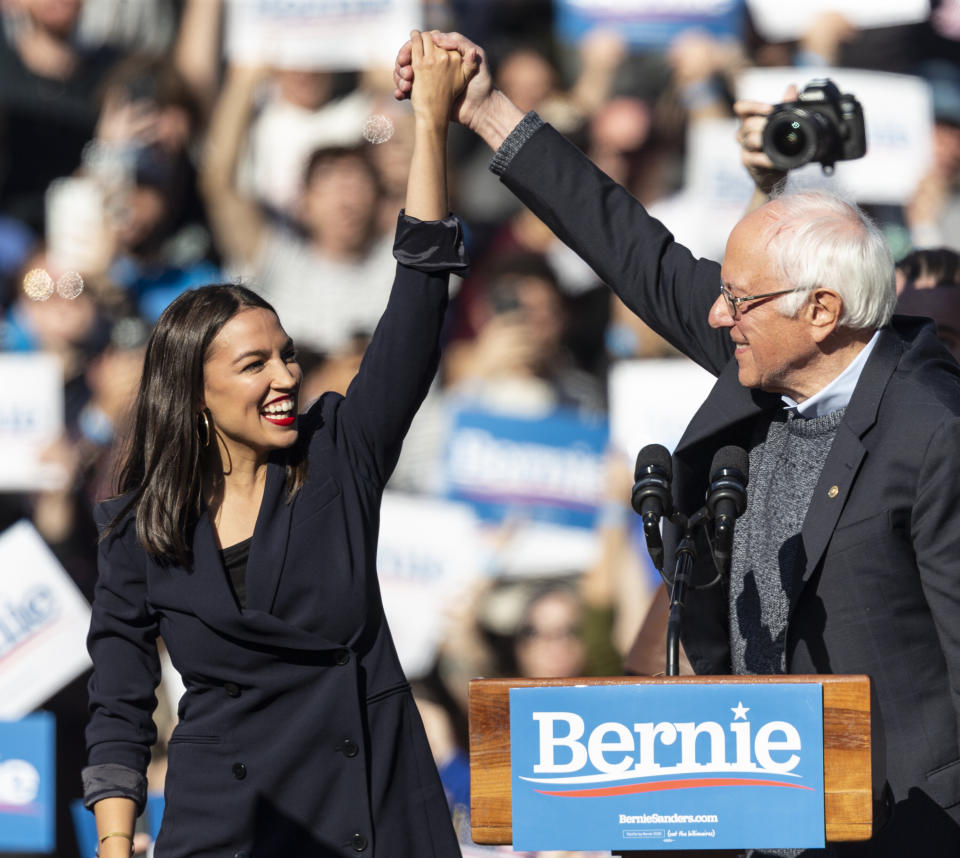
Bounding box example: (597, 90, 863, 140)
(764, 190, 896, 330)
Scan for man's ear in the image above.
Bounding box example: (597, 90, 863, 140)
(805, 288, 843, 342)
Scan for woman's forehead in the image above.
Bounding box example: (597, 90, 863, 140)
(207, 308, 287, 358)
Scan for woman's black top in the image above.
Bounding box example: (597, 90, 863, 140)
(220, 537, 252, 609)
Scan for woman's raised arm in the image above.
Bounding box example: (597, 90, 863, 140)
(403, 29, 477, 221)
(327, 31, 474, 484)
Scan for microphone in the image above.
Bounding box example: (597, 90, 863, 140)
(631, 444, 673, 571)
(705, 446, 749, 576)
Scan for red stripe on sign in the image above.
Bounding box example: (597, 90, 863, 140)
(534, 777, 816, 797)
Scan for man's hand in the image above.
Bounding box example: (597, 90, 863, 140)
(395, 30, 491, 132)
(407, 29, 477, 127)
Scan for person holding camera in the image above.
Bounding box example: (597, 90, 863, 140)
(734, 86, 792, 213)
(735, 79, 867, 216)
(394, 31, 960, 856)
(443, 251, 605, 417)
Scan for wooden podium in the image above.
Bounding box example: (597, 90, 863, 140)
(468, 674, 878, 854)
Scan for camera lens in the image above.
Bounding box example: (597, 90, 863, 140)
(774, 120, 806, 156)
(762, 108, 833, 170)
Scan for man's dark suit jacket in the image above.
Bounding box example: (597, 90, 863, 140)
(85, 217, 465, 857)
(497, 120, 960, 854)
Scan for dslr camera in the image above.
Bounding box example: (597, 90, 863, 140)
(761, 78, 866, 172)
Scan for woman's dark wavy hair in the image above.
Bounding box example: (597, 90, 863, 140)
(104, 284, 308, 563)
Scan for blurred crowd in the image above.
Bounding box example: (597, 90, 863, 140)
(1, 1, 959, 856)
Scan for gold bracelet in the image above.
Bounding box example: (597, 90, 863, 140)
(97, 831, 133, 855)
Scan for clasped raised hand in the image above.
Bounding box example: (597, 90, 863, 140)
(407, 29, 478, 127)
(396, 31, 490, 130)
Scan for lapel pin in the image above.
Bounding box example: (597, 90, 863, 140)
(827, 485, 839, 498)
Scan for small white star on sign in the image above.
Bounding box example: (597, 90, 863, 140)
(731, 701, 750, 720)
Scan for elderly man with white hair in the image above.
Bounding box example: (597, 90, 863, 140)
(396, 31, 960, 857)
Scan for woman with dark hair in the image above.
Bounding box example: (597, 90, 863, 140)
(83, 33, 474, 858)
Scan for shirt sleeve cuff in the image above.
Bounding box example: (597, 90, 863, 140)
(82, 763, 148, 813)
(393, 211, 470, 274)
(489, 111, 545, 176)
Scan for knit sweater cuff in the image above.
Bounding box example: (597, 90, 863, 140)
(489, 112, 545, 176)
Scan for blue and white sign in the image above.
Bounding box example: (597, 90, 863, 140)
(745, 0, 930, 43)
(377, 493, 486, 678)
(0, 713, 55, 853)
(225, 0, 421, 70)
(0, 521, 92, 718)
(555, 0, 745, 50)
(444, 409, 608, 530)
(510, 683, 825, 851)
(0, 354, 66, 491)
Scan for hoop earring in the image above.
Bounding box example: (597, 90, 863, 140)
(196, 409, 212, 448)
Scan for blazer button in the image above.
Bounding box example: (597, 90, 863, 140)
(335, 648, 351, 666)
(339, 738, 359, 758)
(351, 833, 368, 852)
(234, 852, 249, 858)
(232, 762, 247, 780)
(224, 682, 241, 698)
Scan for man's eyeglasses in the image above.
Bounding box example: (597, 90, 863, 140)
(719, 284, 803, 319)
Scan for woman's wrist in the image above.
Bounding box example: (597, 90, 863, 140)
(413, 113, 450, 136)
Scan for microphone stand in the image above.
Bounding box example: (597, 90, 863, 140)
(634, 445, 747, 677)
(664, 507, 709, 677)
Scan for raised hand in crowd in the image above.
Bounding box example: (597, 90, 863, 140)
(798, 10, 859, 66)
(667, 29, 745, 121)
(568, 27, 628, 118)
(446, 307, 545, 384)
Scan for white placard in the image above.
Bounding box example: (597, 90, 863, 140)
(45, 176, 111, 275)
(0, 521, 93, 717)
(746, 0, 930, 43)
(734, 67, 935, 205)
(376, 493, 485, 679)
(0, 354, 67, 492)
(648, 192, 747, 265)
(488, 520, 600, 579)
(225, 0, 422, 70)
(648, 117, 770, 260)
(608, 358, 717, 460)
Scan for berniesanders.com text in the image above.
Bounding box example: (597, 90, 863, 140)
(619, 813, 719, 824)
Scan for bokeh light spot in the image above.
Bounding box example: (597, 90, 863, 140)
(23, 268, 54, 301)
(56, 271, 85, 299)
(362, 114, 394, 145)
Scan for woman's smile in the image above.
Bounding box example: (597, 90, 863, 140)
(261, 394, 297, 426)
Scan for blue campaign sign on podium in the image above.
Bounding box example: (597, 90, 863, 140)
(0, 712, 55, 853)
(510, 683, 825, 852)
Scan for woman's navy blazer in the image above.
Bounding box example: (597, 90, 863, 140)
(85, 216, 466, 857)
